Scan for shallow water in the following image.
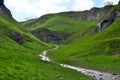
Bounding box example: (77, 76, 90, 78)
(39, 45, 120, 80)
(60, 64, 120, 80)
(39, 50, 50, 61)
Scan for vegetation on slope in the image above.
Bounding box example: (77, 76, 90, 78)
(0, 10, 94, 80)
(23, 15, 99, 44)
(49, 17, 120, 73)
(21, 4, 120, 74)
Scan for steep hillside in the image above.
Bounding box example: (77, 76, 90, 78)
(23, 4, 114, 27)
(22, 2, 120, 74)
(22, 15, 99, 43)
(48, 4, 120, 73)
(49, 14, 120, 73)
(0, 1, 95, 80)
(0, 0, 12, 18)
(28, 16, 98, 43)
(22, 4, 120, 44)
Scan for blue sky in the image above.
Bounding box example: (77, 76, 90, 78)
(4, 0, 119, 21)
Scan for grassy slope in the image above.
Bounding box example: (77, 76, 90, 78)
(23, 15, 98, 44)
(18, 4, 120, 75)
(25, 16, 98, 33)
(49, 17, 120, 73)
(0, 15, 94, 79)
(21, 5, 120, 74)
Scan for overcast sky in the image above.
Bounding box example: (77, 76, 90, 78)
(4, 0, 119, 21)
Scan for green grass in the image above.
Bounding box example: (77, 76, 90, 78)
(21, 5, 120, 74)
(49, 17, 120, 73)
(0, 13, 94, 79)
(26, 16, 98, 33)
(1, 3, 120, 80)
(0, 47, 94, 80)
(24, 15, 98, 44)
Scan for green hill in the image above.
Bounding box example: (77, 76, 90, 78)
(1, 0, 120, 79)
(47, 5, 120, 73)
(22, 4, 120, 74)
(23, 15, 99, 43)
(0, 2, 94, 80)
(48, 17, 120, 73)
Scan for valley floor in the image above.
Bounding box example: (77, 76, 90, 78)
(40, 45, 120, 80)
(48, 18, 120, 74)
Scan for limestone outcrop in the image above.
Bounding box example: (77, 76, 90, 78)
(97, 18, 114, 32)
(97, 8, 120, 32)
(32, 28, 69, 42)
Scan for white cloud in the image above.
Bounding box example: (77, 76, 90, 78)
(33, 0, 68, 16)
(72, 0, 94, 11)
(65, 0, 71, 2)
(5, 0, 95, 21)
(104, 0, 119, 4)
(5, 0, 69, 21)
(5, 0, 68, 13)
(5, 0, 29, 13)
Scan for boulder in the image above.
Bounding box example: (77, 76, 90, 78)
(0, 0, 4, 6)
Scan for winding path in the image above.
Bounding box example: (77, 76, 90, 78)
(39, 45, 120, 80)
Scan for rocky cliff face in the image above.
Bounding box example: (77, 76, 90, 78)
(97, 11, 115, 32)
(7, 31, 25, 44)
(32, 28, 70, 42)
(56, 5, 114, 21)
(6, 29, 33, 44)
(0, 0, 4, 5)
(97, 5, 120, 32)
(0, 0, 31, 44)
(0, 0, 12, 18)
(26, 5, 115, 28)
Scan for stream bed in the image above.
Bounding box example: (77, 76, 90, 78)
(39, 46, 120, 80)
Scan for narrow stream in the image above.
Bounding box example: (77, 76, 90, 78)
(39, 45, 120, 80)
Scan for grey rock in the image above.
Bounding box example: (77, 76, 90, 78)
(0, 8, 2, 13)
(97, 18, 114, 32)
(0, 0, 4, 6)
(7, 31, 33, 44)
(97, 9, 118, 32)
(116, 11, 120, 17)
(32, 28, 70, 42)
(0, 0, 12, 18)
(7, 32, 25, 44)
(118, 0, 120, 5)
